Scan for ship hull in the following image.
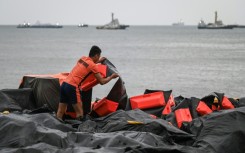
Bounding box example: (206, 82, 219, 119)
(198, 26, 233, 29)
(17, 25, 63, 28)
(96, 25, 129, 30)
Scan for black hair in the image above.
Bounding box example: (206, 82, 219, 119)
(89, 45, 101, 57)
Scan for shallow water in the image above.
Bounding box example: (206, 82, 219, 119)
(0, 25, 245, 99)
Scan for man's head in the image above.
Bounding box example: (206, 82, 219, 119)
(89, 45, 101, 63)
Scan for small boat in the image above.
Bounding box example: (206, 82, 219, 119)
(17, 21, 63, 28)
(78, 23, 88, 27)
(96, 13, 129, 30)
(198, 11, 233, 29)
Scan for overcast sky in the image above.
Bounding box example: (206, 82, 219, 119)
(1, 0, 244, 25)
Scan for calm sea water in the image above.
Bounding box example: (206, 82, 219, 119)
(0, 25, 245, 99)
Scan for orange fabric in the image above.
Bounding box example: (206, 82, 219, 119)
(222, 96, 235, 109)
(212, 104, 220, 111)
(80, 64, 107, 91)
(130, 92, 165, 110)
(162, 100, 172, 115)
(76, 86, 82, 103)
(169, 94, 176, 107)
(175, 108, 193, 128)
(65, 102, 82, 119)
(65, 112, 76, 118)
(92, 97, 119, 116)
(196, 101, 213, 116)
(22, 72, 69, 85)
(162, 94, 175, 116)
(65, 56, 99, 87)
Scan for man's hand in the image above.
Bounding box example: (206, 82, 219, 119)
(95, 73, 119, 85)
(98, 57, 106, 63)
(111, 73, 119, 79)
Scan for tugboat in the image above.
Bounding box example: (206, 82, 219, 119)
(17, 21, 63, 28)
(198, 11, 233, 29)
(96, 13, 129, 30)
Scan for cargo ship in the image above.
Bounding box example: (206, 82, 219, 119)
(17, 21, 63, 28)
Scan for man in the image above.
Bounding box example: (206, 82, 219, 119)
(56, 45, 119, 121)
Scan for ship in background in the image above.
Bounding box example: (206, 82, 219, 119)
(17, 21, 63, 28)
(96, 13, 129, 30)
(172, 20, 184, 26)
(78, 23, 88, 27)
(198, 11, 233, 29)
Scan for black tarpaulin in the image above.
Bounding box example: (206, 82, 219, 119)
(0, 88, 35, 112)
(103, 59, 128, 110)
(19, 77, 60, 112)
(190, 107, 245, 153)
(78, 109, 194, 145)
(106, 78, 128, 110)
(2, 107, 245, 153)
(102, 59, 119, 76)
(238, 97, 245, 107)
(0, 110, 199, 153)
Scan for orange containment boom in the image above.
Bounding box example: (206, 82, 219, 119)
(196, 101, 213, 116)
(130, 91, 165, 110)
(92, 97, 119, 116)
(162, 94, 175, 116)
(162, 100, 172, 116)
(221, 96, 235, 109)
(65, 102, 82, 118)
(175, 108, 193, 128)
(80, 64, 107, 91)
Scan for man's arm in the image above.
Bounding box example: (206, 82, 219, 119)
(97, 57, 106, 63)
(94, 73, 119, 85)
